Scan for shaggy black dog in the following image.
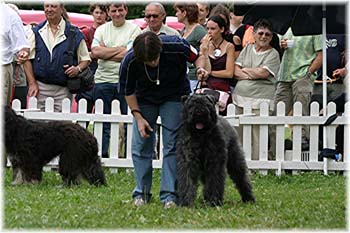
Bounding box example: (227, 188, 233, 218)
(176, 94, 255, 206)
(4, 106, 106, 186)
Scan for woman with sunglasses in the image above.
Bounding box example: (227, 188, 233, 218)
(232, 18, 280, 161)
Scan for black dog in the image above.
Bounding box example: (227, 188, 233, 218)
(4, 106, 106, 186)
(176, 94, 255, 206)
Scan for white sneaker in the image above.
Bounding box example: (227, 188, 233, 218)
(164, 200, 177, 209)
(134, 197, 145, 207)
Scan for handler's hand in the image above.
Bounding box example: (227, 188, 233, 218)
(197, 67, 209, 81)
(136, 118, 154, 139)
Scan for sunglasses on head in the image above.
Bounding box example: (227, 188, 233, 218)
(145, 14, 160, 19)
(257, 31, 272, 37)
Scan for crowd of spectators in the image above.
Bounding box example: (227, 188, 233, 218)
(2, 1, 347, 208)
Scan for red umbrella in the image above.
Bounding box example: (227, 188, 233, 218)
(19, 9, 185, 31)
(19, 9, 94, 28)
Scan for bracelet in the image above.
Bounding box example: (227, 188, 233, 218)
(77, 66, 82, 73)
(131, 109, 143, 117)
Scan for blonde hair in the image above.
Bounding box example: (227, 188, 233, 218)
(60, 4, 70, 23)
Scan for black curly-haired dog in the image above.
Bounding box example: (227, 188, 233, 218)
(4, 106, 106, 186)
(176, 94, 255, 206)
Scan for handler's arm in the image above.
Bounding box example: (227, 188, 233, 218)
(125, 95, 153, 138)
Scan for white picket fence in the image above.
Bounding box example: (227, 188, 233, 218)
(10, 97, 349, 175)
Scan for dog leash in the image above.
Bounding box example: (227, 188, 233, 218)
(9, 64, 21, 105)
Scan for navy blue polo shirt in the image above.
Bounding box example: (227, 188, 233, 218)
(119, 35, 198, 105)
(316, 34, 345, 83)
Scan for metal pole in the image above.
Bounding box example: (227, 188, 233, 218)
(322, 3, 327, 116)
(322, 2, 328, 175)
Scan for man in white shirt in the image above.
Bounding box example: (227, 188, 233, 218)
(91, 3, 141, 158)
(0, 2, 30, 105)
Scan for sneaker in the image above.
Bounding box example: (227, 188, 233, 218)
(164, 200, 177, 209)
(133, 197, 145, 207)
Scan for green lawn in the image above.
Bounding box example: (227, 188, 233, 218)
(3, 168, 347, 230)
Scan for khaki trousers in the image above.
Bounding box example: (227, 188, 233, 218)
(37, 81, 72, 112)
(274, 76, 314, 138)
(2, 64, 13, 105)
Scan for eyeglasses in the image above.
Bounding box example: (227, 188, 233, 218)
(145, 14, 160, 19)
(257, 31, 272, 37)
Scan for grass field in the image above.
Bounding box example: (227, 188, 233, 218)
(3, 168, 347, 230)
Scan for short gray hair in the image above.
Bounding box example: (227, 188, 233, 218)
(146, 2, 166, 15)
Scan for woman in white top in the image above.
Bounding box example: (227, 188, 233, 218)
(233, 19, 280, 160)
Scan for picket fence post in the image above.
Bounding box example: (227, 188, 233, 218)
(94, 99, 104, 157)
(259, 102, 269, 175)
(275, 102, 286, 176)
(242, 102, 252, 161)
(77, 98, 88, 128)
(309, 102, 320, 162)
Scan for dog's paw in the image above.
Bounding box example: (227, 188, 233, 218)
(30, 179, 40, 184)
(242, 195, 256, 203)
(11, 170, 24, 185)
(206, 200, 223, 207)
(11, 180, 23, 185)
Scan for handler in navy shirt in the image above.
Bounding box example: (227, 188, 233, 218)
(119, 31, 210, 208)
(312, 34, 346, 107)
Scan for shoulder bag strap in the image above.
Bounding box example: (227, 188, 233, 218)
(68, 26, 75, 66)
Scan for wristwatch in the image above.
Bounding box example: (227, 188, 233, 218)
(305, 71, 312, 79)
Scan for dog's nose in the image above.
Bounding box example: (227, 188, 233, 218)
(195, 108, 205, 116)
(195, 108, 201, 114)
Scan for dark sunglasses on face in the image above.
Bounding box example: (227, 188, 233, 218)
(145, 14, 159, 19)
(257, 31, 272, 37)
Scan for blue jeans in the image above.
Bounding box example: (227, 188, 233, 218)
(93, 83, 127, 157)
(132, 101, 182, 203)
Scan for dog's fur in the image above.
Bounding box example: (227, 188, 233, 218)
(176, 94, 255, 206)
(4, 106, 106, 186)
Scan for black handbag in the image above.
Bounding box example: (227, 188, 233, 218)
(66, 27, 95, 94)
